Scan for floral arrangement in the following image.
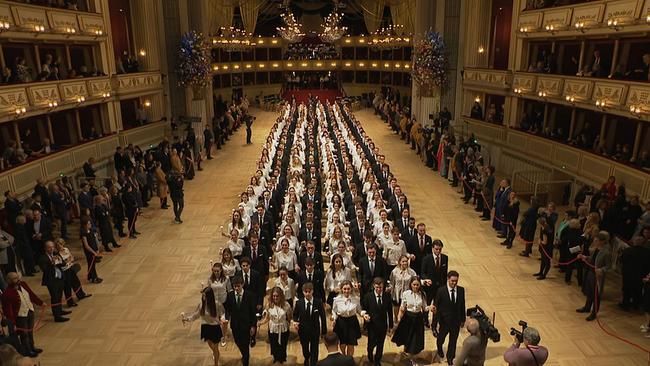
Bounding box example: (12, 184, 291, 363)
(411, 30, 448, 91)
(176, 31, 210, 87)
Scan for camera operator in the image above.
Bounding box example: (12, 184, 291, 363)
(452, 318, 487, 366)
(503, 327, 548, 365)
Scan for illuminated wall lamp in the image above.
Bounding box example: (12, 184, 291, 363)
(513, 87, 524, 94)
(0, 22, 10, 32)
(384, 63, 390, 68)
(272, 63, 279, 68)
(647, 13, 650, 23)
(330, 62, 336, 67)
(565, 95, 576, 104)
(75, 96, 86, 103)
(212, 65, 219, 71)
(139, 49, 146, 56)
(245, 64, 252, 69)
(144, 100, 151, 108)
(101, 92, 111, 98)
(538, 91, 548, 99)
(595, 99, 607, 109)
(478, 46, 485, 54)
(33, 25, 45, 32)
(47, 101, 58, 108)
(14, 107, 26, 116)
(629, 104, 642, 115)
(371, 63, 378, 67)
(63, 27, 76, 34)
(606, 18, 620, 30)
(474, 96, 481, 103)
(574, 22, 587, 33)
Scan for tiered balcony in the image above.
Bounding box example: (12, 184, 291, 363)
(0, 119, 167, 196)
(462, 117, 650, 201)
(517, 0, 650, 38)
(0, 1, 106, 41)
(211, 60, 412, 73)
(463, 68, 512, 92)
(0, 72, 163, 122)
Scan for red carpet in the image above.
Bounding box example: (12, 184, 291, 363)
(282, 89, 342, 104)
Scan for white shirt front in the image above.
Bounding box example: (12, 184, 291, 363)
(17, 286, 34, 317)
(332, 295, 361, 320)
(400, 290, 427, 313)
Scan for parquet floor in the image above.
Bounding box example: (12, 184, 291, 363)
(26, 108, 649, 366)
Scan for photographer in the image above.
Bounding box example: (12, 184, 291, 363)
(453, 318, 487, 366)
(503, 327, 548, 365)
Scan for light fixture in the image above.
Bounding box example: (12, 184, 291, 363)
(646, 13, 650, 23)
(368, 25, 410, 49)
(286, 63, 293, 67)
(606, 18, 620, 30)
(277, 11, 304, 43)
(330, 62, 337, 67)
(63, 27, 76, 34)
(474, 96, 481, 103)
(47, 100, 58, 108)
(212, 65, 219, 71)
(595, 99, 607, 109)
(139, 49, 146, 56)
(214, 26, 255, 52)
(245, 64, 252, 69)
(14, 107, 26, 116)
(565, 95, 575, 104)
(629, 104, 643, 115)
(233, 64, 240, 69)
(76, 96, 86, 103)
(319, 11, 347, 43)
(513, 87, 523, 94)
(478, 46, 485, 54)
(344, 38, 352, 43)
(101, 92, 111, 98)
(144, 100, 151, 107)
(258, 63, 265, 68)
(272, 63, 279, 68)
(0, 22, 10, 32)
(538, 91, 547, 98)
(93, 29, 103, 36)
(371, 63, 378, 68)
(574, 21, 587, 32)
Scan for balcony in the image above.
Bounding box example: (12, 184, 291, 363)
(462, 117, 650, 201)
(511, 72, 650, 122)
(517, 0, 650, 38)
(0, 119, 167, 196)
(0, 72, 163, 122)
(0, 2, 106, 41)
(112, 71, 163, 97)
(463, 68, 512, 91)
(0, 76, 111, 122)
(211, 60, 412, 73)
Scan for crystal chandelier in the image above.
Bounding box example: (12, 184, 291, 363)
(368, 24, 410, 49)
(319, 11, 347, 43)
(213, 26, 255, 52)
(277, 11, 304, 43)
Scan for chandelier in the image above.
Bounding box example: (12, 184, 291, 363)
(319, 11, 347, 43)
(213, 26, 255, 52)
(277, 11, 304, 43)
(368, 25, 410, 49)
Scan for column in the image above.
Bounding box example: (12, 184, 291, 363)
(463, 0, 491, 68)
(130, 0, 161, 71)
(632, 122, 643, 160)
(568, 108, 576, 140)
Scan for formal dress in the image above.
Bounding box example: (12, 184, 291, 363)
(332, 295, 362, 345)
(391, 290, 427, 355)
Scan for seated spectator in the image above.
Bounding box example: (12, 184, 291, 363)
(13, 57, 32, 83)
(588, 49, 610, 78)
(470, 102, 483, 119)
(2, 67, 13, 83)
(628, 53, 650, 82)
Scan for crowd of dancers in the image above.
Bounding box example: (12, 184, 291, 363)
(181, 98, 474, 366)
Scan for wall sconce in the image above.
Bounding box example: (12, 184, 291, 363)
(14, 107, 26, 116)
(212, 65, 218, 71)
(144, 100, 151, 107)
(606, 18, 620, 31)
(519, 26, 532, 34)
(359, 62, 365, 67)
(544, 24, 558, 35)
(595, 99, 607, 109)
(474, 96, 481, 103)
(513, 87, 524, 94)
(330, 62, 337, 67)
(371, 63, 378, 68)
(47, 100, 58, 108)
(139, 49, 146, 57)
(538, 90, 548, 99)
(565, 95, 576, 104)
(101, 92, 111, 98)
(574, 22, 587, 33)
(285, 63, 292, 67)
(33, 24, 45, 32)
(0, 22, 10, 32)
(384, 63, 390, 68)
(477, 46, 485, 54)
(271, 39, 278, 44)
(245, 64, 252, 69)
(646, 13, 650, 23)
(629, 104, 642, 116)
(76, 96, 86, 103)
(63, 27, 76, 34)
(272, 63, 279, 68)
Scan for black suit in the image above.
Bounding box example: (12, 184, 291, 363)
(421, 253, 448, 301)
(401, 226, 417, 244)
(293, 297, 327, 366)
(224, 290, 257, 366)
(350, 222, 372, 247)
(357, 256, 388, 294)
(297, 270, 325, 301)
(298, 250, 324, 273)
(235, 268, 264, 308)
(361, 291, 393, 365)
(434, 285, 466, 364)
(298, 228, 323, 254)
(241, 245, 269, 279)
(406, 234, 432, 274)
(316, 352, 355, 366)
(38, 253, 65, 318)
(27, 218, 53, 257)
(395, 217, 410, 233)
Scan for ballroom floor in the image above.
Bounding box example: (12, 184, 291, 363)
(27, 107, 648, 366)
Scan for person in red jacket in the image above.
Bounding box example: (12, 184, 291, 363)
(1, 272, 44, 357)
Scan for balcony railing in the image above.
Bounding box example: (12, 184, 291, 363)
(461, 117, 650, 201)
(0, 72, 163, 122)
(0, 120, 167, 196)
(211, 60, 412, 73)
(517, 0, 650, 37)
(463, 68, 512, 91)
(0, 1, 105, 41)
